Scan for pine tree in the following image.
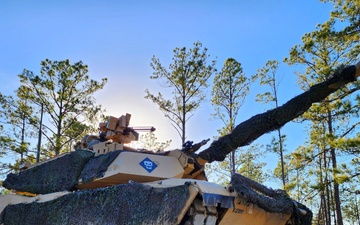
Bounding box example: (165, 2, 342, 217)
(145, 42, 216, 145)
(285, 12, 360, 224)
(18, 59, 107, 156)
(255, 60, 287, 187)
(0, 90, 38, 173)
(211, 58, 256, 174)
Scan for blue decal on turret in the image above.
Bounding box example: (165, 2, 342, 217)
(139, 157, 157, 173)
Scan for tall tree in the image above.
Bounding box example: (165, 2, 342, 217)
(18, 59, 107, 156)
(145, 42, 216, 145)
(255, 60, 287, 187)
(211, 58, 256, 174)
(285, 14, 360, 225)
(0, 90, 38, 171)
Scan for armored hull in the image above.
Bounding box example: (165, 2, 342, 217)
(0, 149, 307, 225)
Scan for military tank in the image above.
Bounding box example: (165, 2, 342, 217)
(0, 62, 359, 225)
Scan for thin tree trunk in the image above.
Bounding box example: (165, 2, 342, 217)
(325, 167, 331, 225)
(354, 194, 360, 225)
(323, 141, 331, 225)
(231, 151, 235, 175)
(318, 198, 325, 225)
(36, 103, 44, 162)
(327, 110, 343, 225)
(331, 146, 343, 225)
(182, 90, 186, 146)
(20, 115, 26, 163)
(277, 129, 285, 186)
(56, 115, 62, 156)
(319, 153, 329, 225)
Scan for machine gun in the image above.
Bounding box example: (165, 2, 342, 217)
(78, 113, 155, 155)
(181, 138, 210, 154)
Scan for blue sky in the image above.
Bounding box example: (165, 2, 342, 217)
(0, 1, 334, 179)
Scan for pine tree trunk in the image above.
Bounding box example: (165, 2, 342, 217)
(319, 154, 329, 225)
(277, 129, 285, 186)
(327, 110, 343, 225)
(325, 158, 331, 225)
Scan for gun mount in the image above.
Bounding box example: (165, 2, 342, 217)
(76, 113, 156, 156)
(1, 62, 359, 225)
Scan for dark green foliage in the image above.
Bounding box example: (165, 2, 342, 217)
(1, 182, 190, 225)
(18, 59, 107, 155)
(80, 150, 121, 184)
(0, 93, 37, 166)
(3, 150, 94, 194)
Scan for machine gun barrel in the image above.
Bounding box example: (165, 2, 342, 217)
(131, 126, 156, 132)
(181, 138, 210, 154)
(198, 62, 360, 163)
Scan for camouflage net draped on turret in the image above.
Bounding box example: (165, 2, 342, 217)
(2, 150, 94, 194)
(79, 150, 121, 184)
(199, 65, 357, 162)
(0, 182, 191, 225)
(2, 150, 168, 195)
(2, 150, 125, 194)
(231, 173, 312, 225)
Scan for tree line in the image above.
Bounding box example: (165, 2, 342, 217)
(145, 1, 360, 224)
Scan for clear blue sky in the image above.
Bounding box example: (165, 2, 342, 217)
(0, 1, 334, 177)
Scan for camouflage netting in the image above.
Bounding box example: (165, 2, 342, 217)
(0, 182, 191, 225)
(231, 173, 294, 214)
(2, 150, 94, 194)
(2, 148, 175, 195)
(231, 173, 312, 225)
(290, 201, 313, 225)
(199, 65, 357, 162)
(79, 150, 121, 184)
